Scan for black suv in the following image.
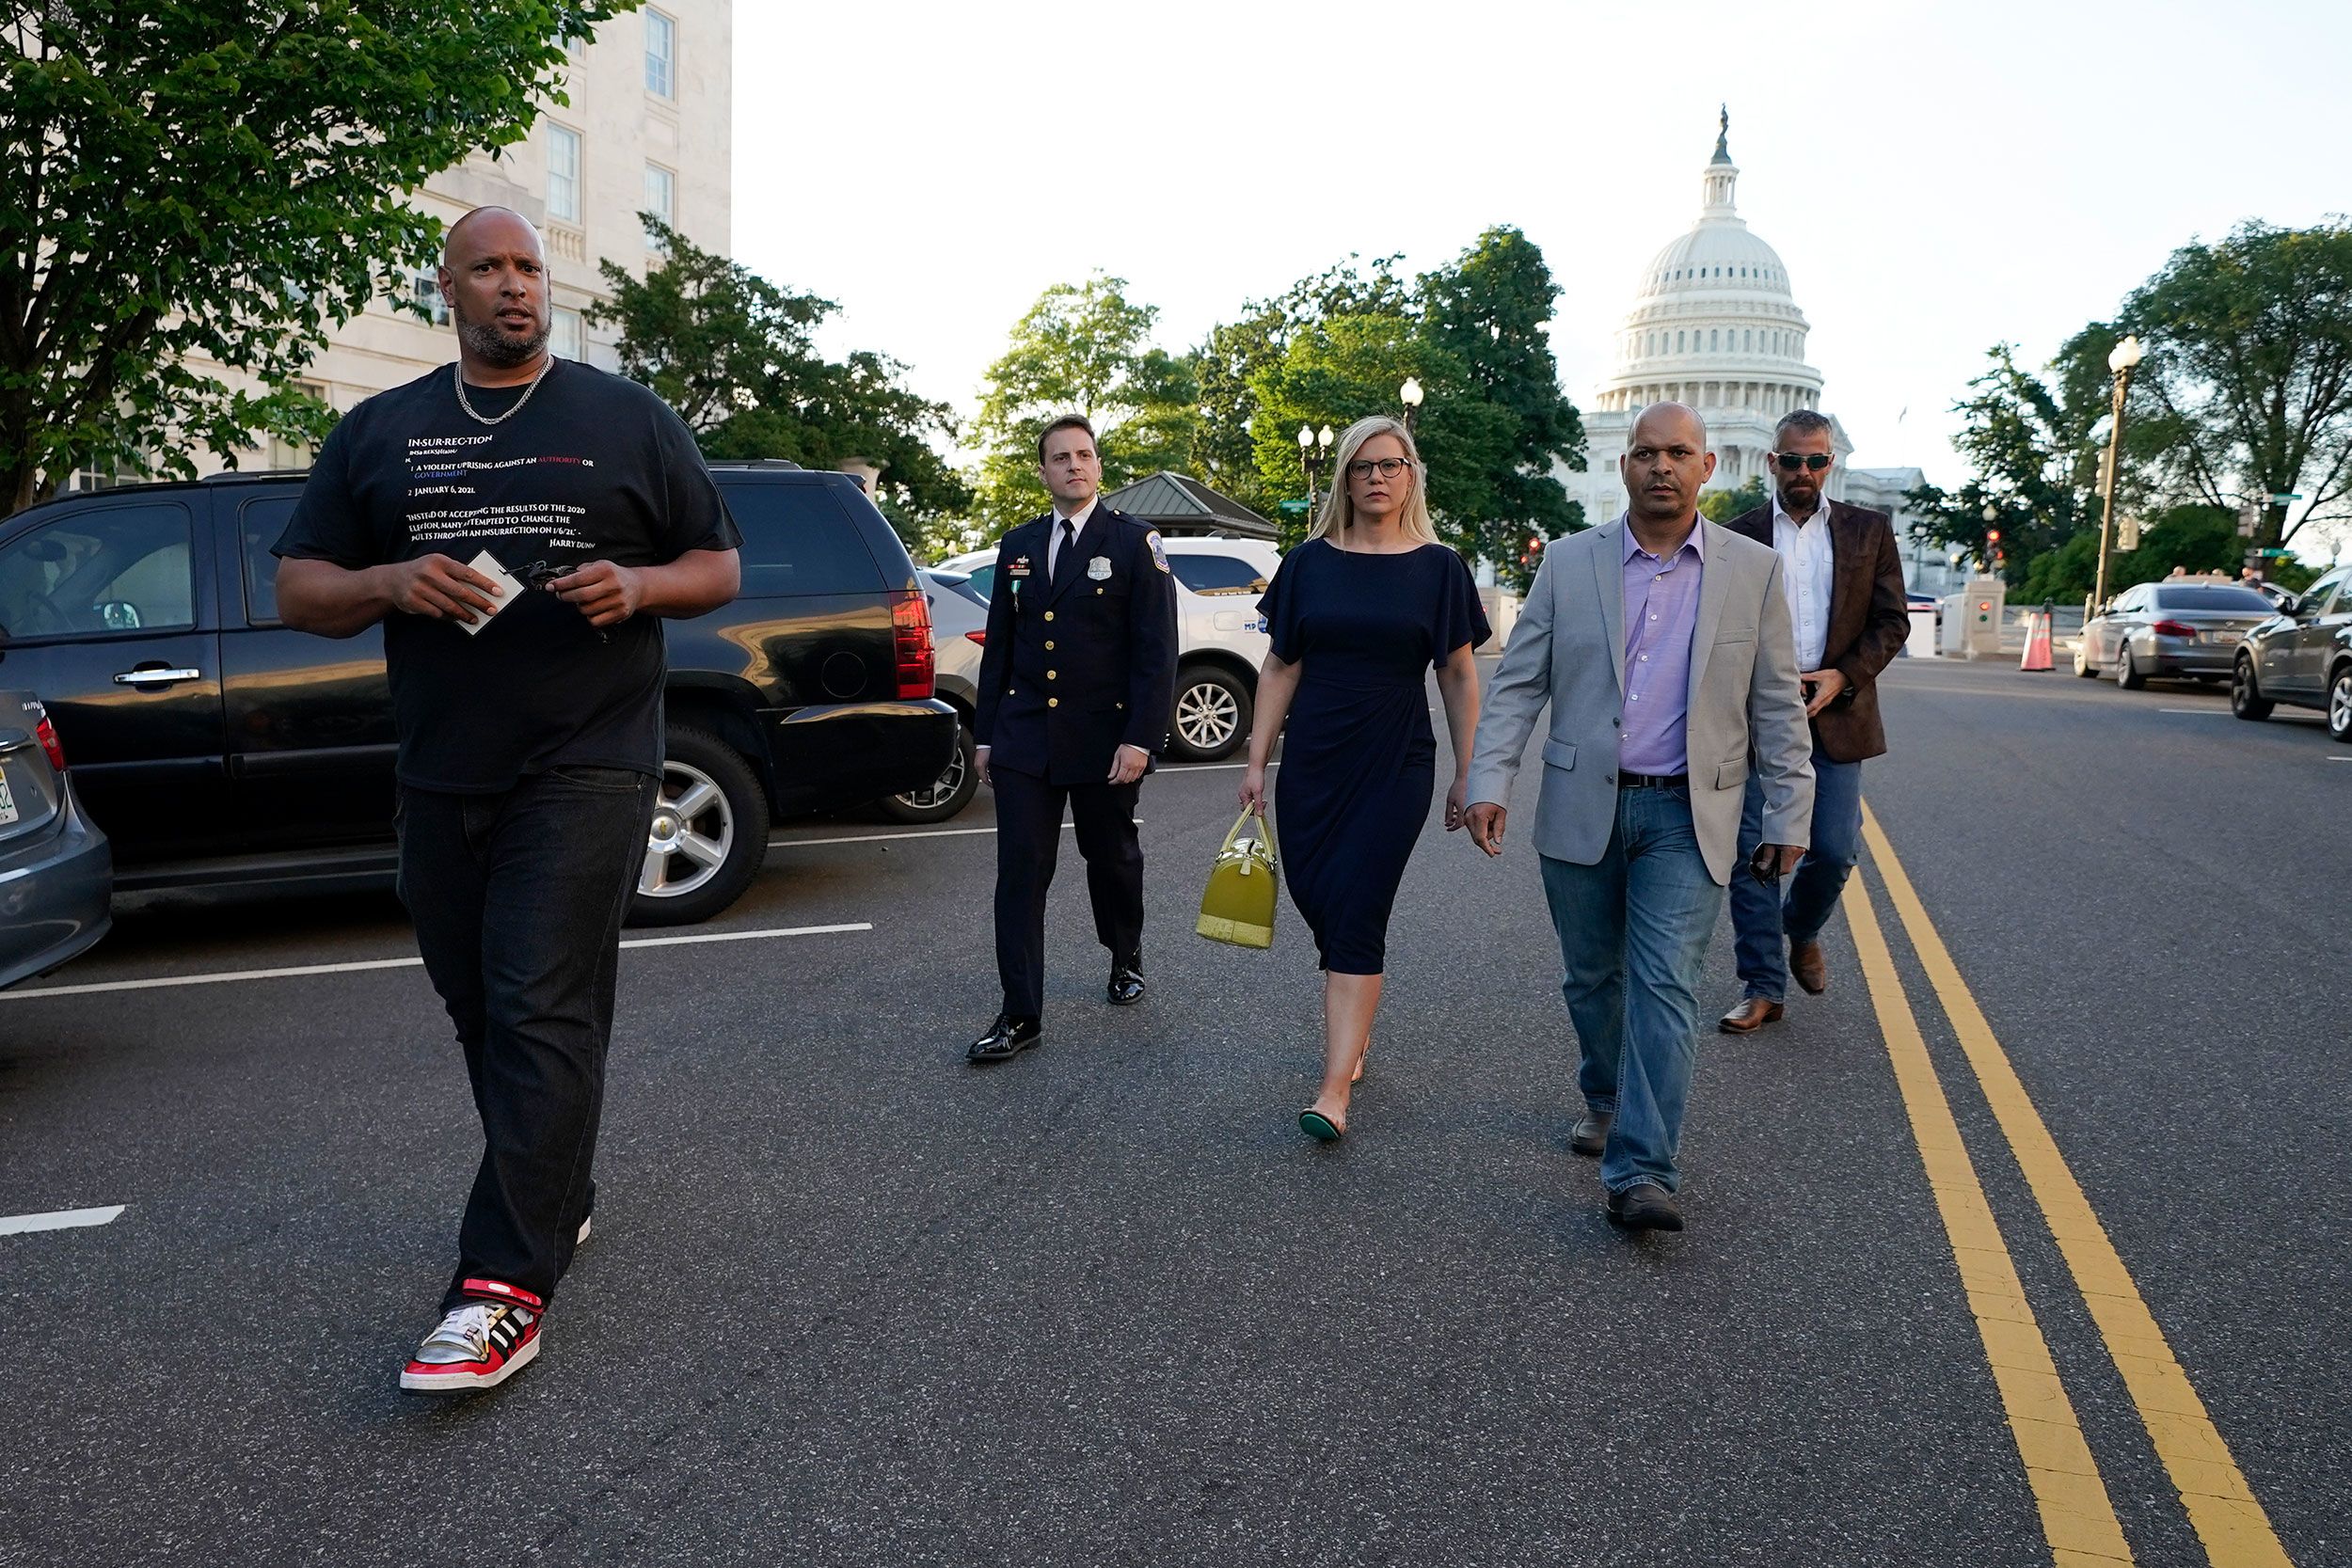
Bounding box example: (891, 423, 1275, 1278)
(0, 462, 958, 924)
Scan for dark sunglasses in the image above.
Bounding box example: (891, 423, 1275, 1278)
(1772, 452, 1833, 473)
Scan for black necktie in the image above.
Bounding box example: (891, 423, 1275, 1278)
(1052, 518, 1078, 590)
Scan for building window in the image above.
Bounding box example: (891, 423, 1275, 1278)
(412, 270, 451, 326)
(1708, 329, 1719, 351)
(643, 163, 675, 247)
(644, 9, 675, 98)
(547, 124, 580, 223)
(1676, 331, 1684, 353)
(551, 307, 583, 361)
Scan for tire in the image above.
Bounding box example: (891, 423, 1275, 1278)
(2329, 663, 2352, 743)
(628, 723, 769, 927)
(2230, 655, 2273, 721)
(2074, 638, 2096, 677)
(2115, 643, 2145, 690)
(877, 719, 978, 824)
(1168, 664, 1253, 763)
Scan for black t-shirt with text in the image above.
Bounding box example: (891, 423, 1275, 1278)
(274, 358, 739, 793)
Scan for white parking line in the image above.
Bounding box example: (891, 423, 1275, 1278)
(0, 1205, 125, 1237)
(0, 923, 872, 1003)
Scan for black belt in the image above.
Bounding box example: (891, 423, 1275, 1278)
(1617, 770, 1689, 789)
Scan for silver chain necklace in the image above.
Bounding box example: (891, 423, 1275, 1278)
(453, 354, 556, 426)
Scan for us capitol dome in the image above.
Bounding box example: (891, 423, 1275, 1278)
(1557, 110, 1933, 580)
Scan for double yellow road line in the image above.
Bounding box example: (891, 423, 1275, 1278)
(1846, 802, 2292, 1568)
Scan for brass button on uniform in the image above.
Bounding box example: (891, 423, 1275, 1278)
(1047, 697, 1058, 708)
(1043, 610, 1055, 623)
(1046, 670, 1057, 680)
(1044, 640, 1055, 651)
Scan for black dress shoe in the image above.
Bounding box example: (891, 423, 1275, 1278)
(1106, 953, 1145, 1006)
(1606, 1183, 1685, 1232)
(966, 1013, 1041, 1063)
(1569, 1111, 1613, 1157)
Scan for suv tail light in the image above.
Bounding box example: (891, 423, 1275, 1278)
(963, 630, 987, 645)
(35, 714, 66, 774)
(2151, 619, 2198, 639)
(890, 588, 935, 699)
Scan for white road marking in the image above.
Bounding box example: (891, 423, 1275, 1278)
(2157, 707, 2229, 715)
(0, 924, 871, 1003)
(0, 1205, 125, 1237)
(2330, 756, 2352, 763)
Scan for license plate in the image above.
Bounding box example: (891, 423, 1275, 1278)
(0, 772, 16, 827)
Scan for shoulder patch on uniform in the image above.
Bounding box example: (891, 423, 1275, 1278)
(1146, 530, 1169, 573)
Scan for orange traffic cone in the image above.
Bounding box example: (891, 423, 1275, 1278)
(2020, 610, 2054, 672)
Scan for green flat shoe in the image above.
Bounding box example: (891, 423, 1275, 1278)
(1298, 1108, 1344, 1143)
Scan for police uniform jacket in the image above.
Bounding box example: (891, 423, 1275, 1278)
(973, 506, 1179, 785)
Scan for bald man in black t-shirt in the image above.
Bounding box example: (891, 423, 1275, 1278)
(276, 207, 740, 1394)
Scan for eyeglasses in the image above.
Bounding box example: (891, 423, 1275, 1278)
(1347, 457, 1412, 480)
(1772, 452, 1833, 473)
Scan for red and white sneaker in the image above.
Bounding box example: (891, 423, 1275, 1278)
(398, 1281, 543, 1394)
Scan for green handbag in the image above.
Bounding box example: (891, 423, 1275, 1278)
(1197, 807, 1279, 949)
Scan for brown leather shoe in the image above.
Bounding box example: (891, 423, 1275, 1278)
(1790, 941, 1829, 995)
(1718, 997, 1785, 1034)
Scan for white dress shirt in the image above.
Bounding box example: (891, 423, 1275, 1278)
(1046, 498, 1098, 579)
(1772, 493, 1835, 671)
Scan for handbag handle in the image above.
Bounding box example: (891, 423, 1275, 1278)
(1223, 805, 1279, 864)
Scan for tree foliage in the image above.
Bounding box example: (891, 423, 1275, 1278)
(590, 219, 968, 552)
(969, 275, 1196, 532)
(1234, 230, 1585, 579)
(0, 0, 644, 515)
(2117, 221, 2352, 550)
(1698, 477, 1768, 522)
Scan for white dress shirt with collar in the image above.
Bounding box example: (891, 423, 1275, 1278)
(1046, 498, 1099, 579)
(1772, 492, 1835, 672)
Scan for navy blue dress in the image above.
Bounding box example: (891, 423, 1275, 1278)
(1257, 540, 1491, 974)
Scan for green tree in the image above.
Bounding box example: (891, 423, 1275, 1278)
(1418, 226, 1586, 562)
(1903, 340, 2108, 584)
(0, 1, 642, 515)
(1698, 477, 1768, 522)
(589, 219, 969, 553)
(2115, 221, 2352, 551)
(970, 275, 1196, 531)
(1192, 256, 1412, 517)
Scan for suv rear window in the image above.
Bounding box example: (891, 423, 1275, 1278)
(721, 481, 885, 595)
(240, 495, 299, 623)
(2153, 586, 2274, 612)
(1168, 552, 1267, 595)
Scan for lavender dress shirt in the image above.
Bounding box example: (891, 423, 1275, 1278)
(1617, 516, 1705, 775)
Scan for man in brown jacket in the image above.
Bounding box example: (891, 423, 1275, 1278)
(1718, 410, 1910, 1032)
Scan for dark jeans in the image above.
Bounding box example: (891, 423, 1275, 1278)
(1730, 743, 1865, 1002)
(396, 765, 656, 1314)
(990, 765, 1143, 1019)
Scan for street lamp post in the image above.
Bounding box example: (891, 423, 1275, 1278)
(1399, 376, 1423, 436)
(1297, 422, 1334, 520)
(2091, 334, 2144, 612)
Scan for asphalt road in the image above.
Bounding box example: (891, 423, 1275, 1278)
(2, 654, 2344, 1566)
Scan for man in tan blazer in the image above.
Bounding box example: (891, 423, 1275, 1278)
(1465, 404, 1814, 1232)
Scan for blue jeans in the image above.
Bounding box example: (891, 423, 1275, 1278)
(1538, 786, 1725, 1196)
(1730, 744, 1864, 1001)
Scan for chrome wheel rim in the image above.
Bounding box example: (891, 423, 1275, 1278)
(1176, 681, 1239, 751)
(641, 760, 731, 898)
(895, 736, 971, 811)
(2332, 673, 2352, 735)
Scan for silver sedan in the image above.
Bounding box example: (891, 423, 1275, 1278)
(2075, 580, 2278, 688)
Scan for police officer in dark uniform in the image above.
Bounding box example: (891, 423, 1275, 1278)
(965, 414, 1179, 1062)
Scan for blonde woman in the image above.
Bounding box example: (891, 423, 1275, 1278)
(1238, 416, 1489, 1141)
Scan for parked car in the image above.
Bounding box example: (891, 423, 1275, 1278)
(2074, 579, 2277, 687)
(0, 462, 958, 926)
(0, 693, 112, 990)
(878, 567, 986, 824)
(938, 534, 1280, 761)
(2231, 563, 2352, 741)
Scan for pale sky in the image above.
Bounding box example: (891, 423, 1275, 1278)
(735, 0, 2347, 551)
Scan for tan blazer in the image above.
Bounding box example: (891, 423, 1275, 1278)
(1466, 517, 1815, 885)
